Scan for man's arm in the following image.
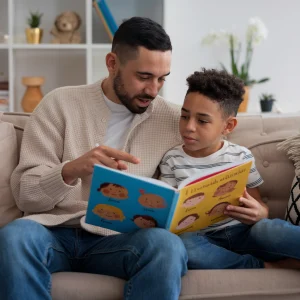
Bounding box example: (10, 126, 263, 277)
(11, 91, 140, 214)
(11, 93, 73, 213)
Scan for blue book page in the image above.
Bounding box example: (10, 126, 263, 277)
(86, 165, 178, 233)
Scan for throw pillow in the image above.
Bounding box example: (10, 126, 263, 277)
(0, 114, 22, 227)
(278, 134, 300, 225)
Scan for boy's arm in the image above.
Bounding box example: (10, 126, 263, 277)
(224, 146, 269, 224)
(159, 155, 177, 188)
(224, 188, 269, 224)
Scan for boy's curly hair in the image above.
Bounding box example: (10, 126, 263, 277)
(186, 69, 245, 117)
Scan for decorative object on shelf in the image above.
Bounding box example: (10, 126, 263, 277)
(202, 17, 270, 112)
(26, 11, 43, 44)
(93, 0, 118, 41)
(21, 76, 44, 113)
(0, 32, 9, 44)
(259, 93, 275, 112)
(50, 11, 82, 44)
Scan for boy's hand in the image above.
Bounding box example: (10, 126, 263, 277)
(224, 189, 269, 225)
(62, 145, 140, 185)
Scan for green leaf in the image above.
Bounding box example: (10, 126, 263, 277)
(257, 77, 270, 84)
(220, 63, 228, 72)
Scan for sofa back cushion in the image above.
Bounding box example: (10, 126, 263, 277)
(228, 114, 300, 219)
(0, 112, 299, 223)
(0, 113, 23, 227)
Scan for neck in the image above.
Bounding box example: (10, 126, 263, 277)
(101, 77, 122, 105)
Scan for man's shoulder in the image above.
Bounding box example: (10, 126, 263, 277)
(36, 81, 102, 112)
(152, 95, 181, 119)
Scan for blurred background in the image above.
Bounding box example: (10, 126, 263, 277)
(0, 0, 298, 114)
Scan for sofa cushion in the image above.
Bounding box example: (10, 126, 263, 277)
(277, 134, 300, 224)
(285, 175, 300, 225)
(0, 113, 22, 227)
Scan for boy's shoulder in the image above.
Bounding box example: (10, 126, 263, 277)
(161, 144, 184, 162)
(223, 140, 253, 158)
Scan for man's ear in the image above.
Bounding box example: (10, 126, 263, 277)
(105, 52, 119, 75)
(223, 116, 237, 136)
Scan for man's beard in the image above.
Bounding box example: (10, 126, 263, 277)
(113, 71, 154, 114)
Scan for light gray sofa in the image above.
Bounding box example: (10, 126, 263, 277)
(1, 112, 300, 300)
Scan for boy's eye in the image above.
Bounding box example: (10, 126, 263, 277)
(180, 115, 188, 120)
(198, 119, 208, 124)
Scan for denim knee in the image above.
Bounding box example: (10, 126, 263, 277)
(132, 229, 187, 268)
(0, 219, 46, 251)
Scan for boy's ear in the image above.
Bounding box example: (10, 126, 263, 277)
(222, 117, 237, 135)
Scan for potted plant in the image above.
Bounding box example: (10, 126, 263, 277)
(260, 93, 275, 112)
(202, 17, 270, 112)
(26, 11, 43, 44)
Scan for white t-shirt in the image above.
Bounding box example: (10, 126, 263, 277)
(159, 140, 264, 232)
(102, 94, 134, 150)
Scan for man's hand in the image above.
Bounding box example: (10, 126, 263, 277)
(62, 145, 140, 185)
(224, 188, 269, 225)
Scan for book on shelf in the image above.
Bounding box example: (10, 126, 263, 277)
(84, 159, 252, 235)
(93, 0, 118, 41)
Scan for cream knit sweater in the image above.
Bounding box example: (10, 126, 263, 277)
(11, 80, 182, 235)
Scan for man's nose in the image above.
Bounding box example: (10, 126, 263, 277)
(145, 81, 160, 98)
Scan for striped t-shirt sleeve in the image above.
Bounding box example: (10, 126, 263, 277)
(159, 154, 177, 188)
(242, 148, 264, 188)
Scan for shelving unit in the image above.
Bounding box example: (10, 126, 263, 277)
(0, 0, 164, 112)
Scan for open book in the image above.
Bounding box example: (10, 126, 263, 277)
(85, 160, 252, 235)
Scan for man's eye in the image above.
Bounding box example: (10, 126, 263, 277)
(139, 76, 149, 81)
(159, 77, 166, 82)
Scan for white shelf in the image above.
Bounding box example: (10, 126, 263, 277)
(92, 44, 111, 50)
(12, 44, 88, 50)
(0, 0, 164, 112)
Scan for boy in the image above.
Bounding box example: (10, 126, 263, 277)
(160, 69, 300, 269)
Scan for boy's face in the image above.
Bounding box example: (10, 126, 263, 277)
(179, 92, 236, 157)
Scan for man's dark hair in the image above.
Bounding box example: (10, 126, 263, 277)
(112, 17, 172, 64)
(186, 69, 245, 117)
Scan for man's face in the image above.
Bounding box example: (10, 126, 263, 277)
(113, 47, 171, 114)
(180, 92, 230, 157)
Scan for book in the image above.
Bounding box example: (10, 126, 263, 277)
(85, 160, 252, 235)
(93, 0, 118, 41)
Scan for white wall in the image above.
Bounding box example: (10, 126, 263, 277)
(163, 0, 300, 113)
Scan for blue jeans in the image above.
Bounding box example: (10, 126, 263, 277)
(0, 219, 187, 300)
(180, 218, 300, 269)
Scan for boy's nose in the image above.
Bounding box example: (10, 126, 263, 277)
(186, 119, 196, 131)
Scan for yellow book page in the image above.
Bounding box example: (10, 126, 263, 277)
(169, 161, 252, 235)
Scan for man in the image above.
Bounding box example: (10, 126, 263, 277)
(0, 17, 187, 300)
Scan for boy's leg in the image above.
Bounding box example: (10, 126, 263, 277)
(231, 219, 300, 266)
(78, 228, 188, 300)
(180, 230, 264, 269)
(0, 219, 74, 300)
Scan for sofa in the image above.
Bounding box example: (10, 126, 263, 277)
(1, 111, 300, 300)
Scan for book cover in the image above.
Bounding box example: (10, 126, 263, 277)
(93, 0, 118, 41)
(85, 160, 252, 234)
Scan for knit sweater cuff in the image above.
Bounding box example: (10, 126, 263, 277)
(40, 161, 79, 202)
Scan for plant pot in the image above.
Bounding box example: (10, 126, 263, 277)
(260, 100, 274, 112)
(21, 76, 45, 112)
(26, 28, 43, 44)
(238, 86, 250, 113)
